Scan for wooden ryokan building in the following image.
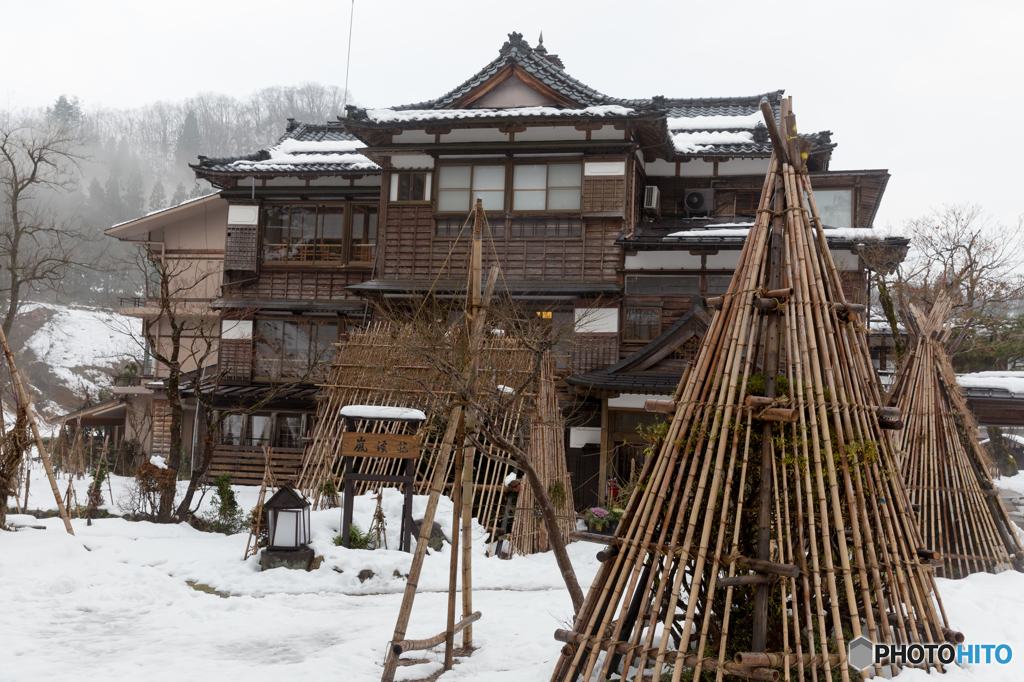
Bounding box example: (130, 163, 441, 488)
(95, 32, 905, 502)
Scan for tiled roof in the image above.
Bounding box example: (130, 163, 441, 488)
(662, 92, 784, 120)
(387, 32, 617, 111)
(565, 371, 681, 395)
(192, 122, 380, 174)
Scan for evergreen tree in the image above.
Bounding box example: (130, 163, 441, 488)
(170, 182, 187, 206)
(46, 95, 83, 126)
(188, 182, 207, 200)
(104, 168, 125, 222)
(85, 178, 107, 224)
(175, 111, 202, 168)
(124, 165, 145, 218)
(148, 180, 167, 212)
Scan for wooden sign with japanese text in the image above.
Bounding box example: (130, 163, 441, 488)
(341, 432, 421, 459)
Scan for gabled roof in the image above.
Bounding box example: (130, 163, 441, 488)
(191, 121, 379, 176)
(385, 31, 619, 111)
(106, 192, 223, 240)
(566, 307, 709, 395)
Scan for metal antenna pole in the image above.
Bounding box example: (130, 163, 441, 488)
(342, 0, 355, 114)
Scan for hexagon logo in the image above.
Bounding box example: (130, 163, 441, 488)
(848, 635, 875, 672)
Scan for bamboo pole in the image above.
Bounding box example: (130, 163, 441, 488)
(0, 306, 73, 535)
(549, 99, 952, 682)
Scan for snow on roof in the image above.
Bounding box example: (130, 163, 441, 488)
(231, 151, 377, 170)
(666, 227, 752, 238)
(110, 192, 219, 229)
(275, 138, 366, 154)
(1004, 433, 1024, 446)
(673, 130, 754, 153)
(665, 226, 905, 241)
(957, 371, 1024, 396)
(339, 405, 427, 421)
(365, 104, 635, 123)
(667, 112, 764, 131)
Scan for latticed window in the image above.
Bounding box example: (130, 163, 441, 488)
(624, 307, 661, 342)
(669, 335, 703, 365)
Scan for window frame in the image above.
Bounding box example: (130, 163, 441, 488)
(435, 163, 507, 215)
(622, 306, 662, 343)
(392, 171, 430, 203)
(253, 317, 339, 380)
(348, 203, 378, 264)
(511, 161, 583, 214)
(260, 201, 377, 267)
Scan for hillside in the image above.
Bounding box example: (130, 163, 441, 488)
(7, 302, 139, 419)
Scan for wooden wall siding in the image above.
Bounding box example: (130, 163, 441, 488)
(571, 332, 619, 374)
(714, 190, 737, 217)
(208, 445, 304, 485)
(382, 204, 435, 280)
(231, 268, 369, 302)
(151, 401, 172, 457)
(220, 339, 253, 383)
(381, 214, 622, 284)
(840, 271, 867, 305)
(224, 225, 259, 271)
(582, 177, 625, 214)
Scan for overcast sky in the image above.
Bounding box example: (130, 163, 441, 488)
(4, 0, 1022, 229)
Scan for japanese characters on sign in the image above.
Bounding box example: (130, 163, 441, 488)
(341, 432, 420, 459)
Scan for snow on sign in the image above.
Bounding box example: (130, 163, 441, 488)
(340, 432, 420, 459)
(339, 405, 427, 421)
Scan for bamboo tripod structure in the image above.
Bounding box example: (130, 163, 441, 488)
(0, 293, 73, 535)
(244, 447, 278, 560)
(508, 357, 575, 555)
(888, 294, 1024, 577)
(550, 99, 955, 682)
(380, 201, 493, 682)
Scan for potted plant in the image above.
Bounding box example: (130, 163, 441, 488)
(584, 506, 623, 535)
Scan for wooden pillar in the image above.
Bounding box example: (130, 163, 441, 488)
(599, 398, 610, 506)
(752, 153, 787, 653)
(461, 440, 475, 648)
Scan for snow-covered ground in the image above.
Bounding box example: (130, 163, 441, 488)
(4, 468, 1024, 681)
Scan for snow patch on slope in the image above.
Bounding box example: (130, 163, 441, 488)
(21, 302, 140, 403)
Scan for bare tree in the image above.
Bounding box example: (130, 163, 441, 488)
(0, 110, 93, 336)
(374, 293, 586, 612)
(863, 204, 1024, 364)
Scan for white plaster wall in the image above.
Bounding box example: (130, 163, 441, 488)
(608, 393, 673, 408)
(575, 307, 619, 333)
(716, 158, 771, 176)
(625, 252, 703, 270)
(516, 126, 587, 142)
(569, 427, 602, 448)
(391, 155, 435, 169)
(705, 251, 741, 269)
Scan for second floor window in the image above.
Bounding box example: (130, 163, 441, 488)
(255, 319, 338, 379)
(438, 165, 506, 212)
(623, 307, 661, 342)
(512, 163, 582, 211)
(350, 205, 378, 263)
(263, 204, 344, 263)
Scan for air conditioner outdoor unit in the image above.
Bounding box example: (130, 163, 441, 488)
(643, 185, 660, 210)
(683, 189, 715, 214)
